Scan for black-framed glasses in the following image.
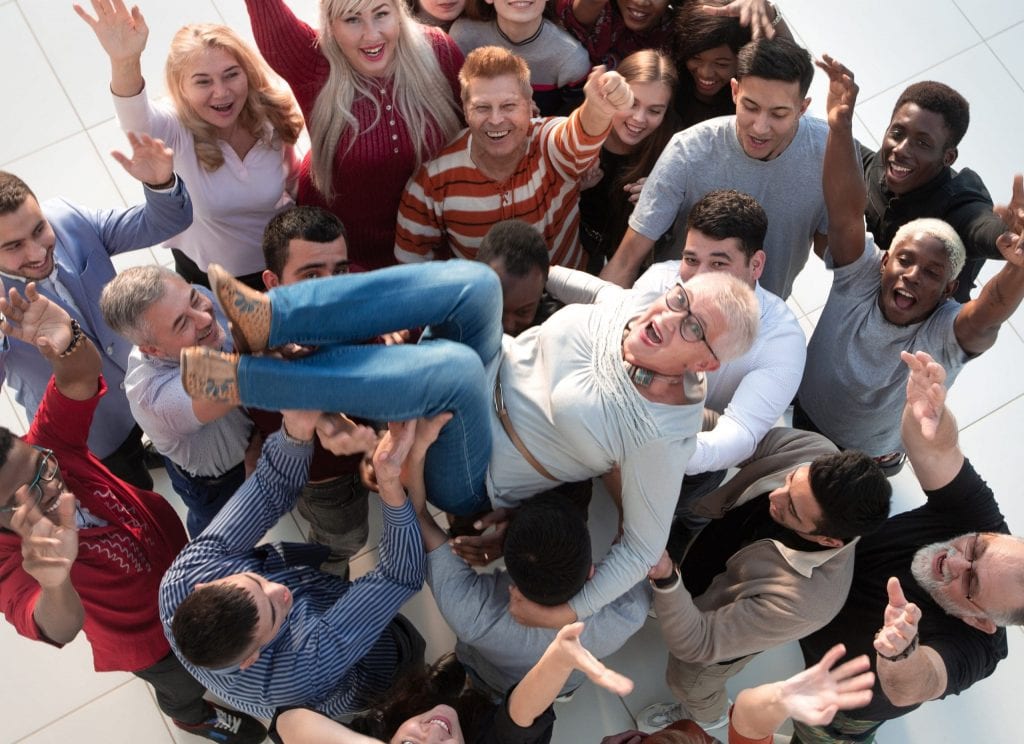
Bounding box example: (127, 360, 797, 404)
(0, 446, 59, 514)
(961, 532, 981, 601)
(664, 282, 719, 362)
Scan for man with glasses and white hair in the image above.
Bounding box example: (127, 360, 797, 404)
(0, 283, 265, 743)
(794, 350, 1022, 743)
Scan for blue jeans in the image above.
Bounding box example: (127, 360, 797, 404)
(236, 261, 502, 515)
(163, 457, 247, 538)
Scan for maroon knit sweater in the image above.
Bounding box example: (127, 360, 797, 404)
(246, 0, 463, 269)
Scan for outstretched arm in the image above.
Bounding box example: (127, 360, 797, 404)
(600, 228, 657, 288)
(873, 577, 950, 707)
(899, 350, 962, 490)
(577, 66, 635, 138)
(817, 54, 867, 268)
(0, 283, 101, 400)
(75, 0, 147, 97)
(731, 643, 874, 740)
(509, 622, 633, 727)
(954, 175, 1024, 355)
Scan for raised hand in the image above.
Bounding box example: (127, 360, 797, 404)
(900, 350, 947, 441)
(778, 643, 874, 725)
(815, 54, 858, 131)
(584, 67, 635, 118)
(701, 0, 778, 39)
(0, 282, 74, 356)
(315, 412, 379, 457)
(550, 622, 634, 696)
(993, 174, 1024, 266)
(74, 0, 149, 61)
(11, 491, 79, 590)
(111, 131, 174, 187)
(873, 576, 922, 659)
(372, 420, 417, 488)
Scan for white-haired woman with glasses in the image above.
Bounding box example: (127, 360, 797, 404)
(180, 260, 759, 622)
(244, 0, 463, 271)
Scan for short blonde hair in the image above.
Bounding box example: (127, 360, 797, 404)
(891, 217, 966, 279)
(166, 24, 303, 171)
(685, 271, 760, 362)
(459, 46, 532, 104)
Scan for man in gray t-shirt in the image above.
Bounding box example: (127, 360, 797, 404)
(796, 58, 1024, 469)
(601, 37, 828, 299)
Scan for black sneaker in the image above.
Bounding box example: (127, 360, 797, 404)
(173, 702, 267, 743)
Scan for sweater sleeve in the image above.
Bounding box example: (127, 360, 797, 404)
(244, 0, 327, 90)
(112, 87, 184, 147)
(546, 108, 608, 180)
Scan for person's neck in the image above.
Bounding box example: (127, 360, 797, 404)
(470, 142, 526, 183)
(603, 130, 635, 156)
(496, 15, 543, 44)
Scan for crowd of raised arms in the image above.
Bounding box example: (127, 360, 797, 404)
(1, 0, 1023, 742)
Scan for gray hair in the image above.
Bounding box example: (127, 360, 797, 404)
(99, 265, 178, 345)
(686, 271, 760, 362)
(891, 218, 966, 279)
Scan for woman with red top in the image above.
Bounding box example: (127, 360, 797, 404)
(245, 0, 464, 270)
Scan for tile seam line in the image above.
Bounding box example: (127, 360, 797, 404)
(11, 676, 138, 743)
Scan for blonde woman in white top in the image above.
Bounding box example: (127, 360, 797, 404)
(77, 0, 304, 288)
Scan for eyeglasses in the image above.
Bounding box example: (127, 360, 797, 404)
(664, 282, 719, 362)
(961, 532, 981, 601)
(0, 446, 59, 514)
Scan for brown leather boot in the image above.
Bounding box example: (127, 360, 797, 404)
(208, 263, 270, 353)
(180, 347, 242, 405)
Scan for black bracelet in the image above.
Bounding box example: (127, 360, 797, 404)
(650, 568, 680, 591)
(877, 633, 919, 661)
(145, 174, 177, 191)
(59, 319, 83, 358)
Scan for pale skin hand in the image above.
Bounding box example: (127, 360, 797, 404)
(580, 162, 604, 192)
(74, 0, 149, 65)
(0, 282, 73, 357)
(579, 67, 634, 137)
(647, 550, 674, 581)
(111, 131, 175, 187)
(777, 644, 874, 725)
(624, 176, 646, 205)
(315, 413, 379, 457)
(815, 54, 858, 132)
(509, 585, 577, 629)
(873, 576, 922, 658)
(701, 0, 777, 39)
(548, 621, 633, 695)
(900, 350, 947, 441)
(281, 409, 321, 443)
(11, 491, 79, 590)
(371, 420, 417, 508)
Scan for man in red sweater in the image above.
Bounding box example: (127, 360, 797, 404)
(0, 283, 264, 743)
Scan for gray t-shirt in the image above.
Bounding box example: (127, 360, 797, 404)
(798, 236, 969, 456)
(629, 115, 829, 299)
(425, 545, 650, 697)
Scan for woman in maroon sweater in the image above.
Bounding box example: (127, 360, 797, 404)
(245, 0, 463, 269)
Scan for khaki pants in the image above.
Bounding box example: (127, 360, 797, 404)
(666, 652, 756, 722)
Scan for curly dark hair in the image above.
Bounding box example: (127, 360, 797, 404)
(808, 451, 892, 541)
(892, 81, 970, 149)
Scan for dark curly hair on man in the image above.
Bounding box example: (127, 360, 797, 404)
(892, 81, 970, 149)
(808, 451, 892, 541)
(171, 583, 260, 668)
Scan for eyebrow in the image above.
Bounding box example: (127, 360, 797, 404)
(191, 65, 241, 80)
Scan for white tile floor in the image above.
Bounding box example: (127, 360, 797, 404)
(2, 1, 1023, 742)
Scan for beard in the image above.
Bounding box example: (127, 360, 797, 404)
(910, 539, 985, 620)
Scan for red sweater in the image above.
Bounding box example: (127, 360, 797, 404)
(245, 0, 464, 270)
(0, 378, 187, 672)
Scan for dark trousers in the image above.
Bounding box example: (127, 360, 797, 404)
(133, 651, 209, 724)
(101, 425, 155, 491)
(164, 457, 247, 538)
(172, 248, 265, 291)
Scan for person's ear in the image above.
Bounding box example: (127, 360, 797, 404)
(799, 97, 811, 116)
(262, 270, 279, 290)
(238, 649, 262, 670)
(880, 251, 890, 272)
(749, 250, 766, 281)
(944, 278, 959, 298)
(588, 564, 596, 580)
(961, 614, 998, 634)
(138, 343, 159, 357)
(943, 146, 958, 167)
(730, 78, 739, 104)
(810, 534, 844, 549)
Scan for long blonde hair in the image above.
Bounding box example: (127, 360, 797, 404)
(309, 0, 462, 200)
(166, 24, 304, 172)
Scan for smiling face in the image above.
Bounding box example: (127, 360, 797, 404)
(196, 572, 294, 668)
(607, 80, 672, 153)
(180, 46, 249, 136)
(679, 230, 763, 288)
(138, 277, 226, 360)
(731, 75, 810, 160)
(330, 1, 401, 78)
(0, 441, 68, 531)
(621, 289, 722, 376)
(487, 258, 545, 336)
(464, 74, 533, 168)
(0, 196, 57, 280)
(686, 43, 737, 103)
(878, 232, 957, 326)
(881, 102, 956, 195)
(911, 533, 1024, 633)
(486, 0, 544, 33)
(615, 0, 671, 33)
(390, 704, 465, 744)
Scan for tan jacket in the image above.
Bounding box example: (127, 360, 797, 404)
(656, 428, 859, 664)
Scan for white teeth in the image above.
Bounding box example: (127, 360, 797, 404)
(428, 718, 451, 734)
(890, 163, 911, 174)
(624, 123, 645, 134)
(486, 130, 510, 139)
(363, 45, 384, 56)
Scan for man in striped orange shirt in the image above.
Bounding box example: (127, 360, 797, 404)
(394, 46, 633, 270)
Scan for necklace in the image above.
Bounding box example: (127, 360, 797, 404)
(621, 321, 684, 387)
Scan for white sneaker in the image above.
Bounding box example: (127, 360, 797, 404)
(636, 701, 730, 734)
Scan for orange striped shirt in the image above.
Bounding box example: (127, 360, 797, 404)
(394, 109, 606, 269)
